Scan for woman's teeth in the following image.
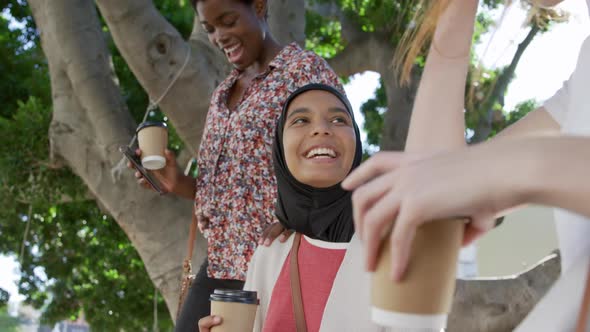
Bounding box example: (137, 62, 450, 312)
(306, 148, 336, 159)
(225, 44, 240, 56)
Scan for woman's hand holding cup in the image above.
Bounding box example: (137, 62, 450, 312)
(198, 315, 222, 332)
(127, 148, 179, 194)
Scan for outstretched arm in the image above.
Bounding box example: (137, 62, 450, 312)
(518, 136, 590, 217)
(405, 0, 477, 152)
(344, 135, 590, 279)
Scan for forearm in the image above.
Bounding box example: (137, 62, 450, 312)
(405, 0, 477, 153)
(522, 136, 590, 218)
(492, 107, 561, 141)
(172, 173, 197, 200)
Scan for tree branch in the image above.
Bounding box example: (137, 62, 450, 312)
(379, 67, 420, 151)
(328, 34, 391, 77)
(305, 0, 364, 45)
(29, 0, 206, 317)
(30, 0, 135, 165)
(268, 0, 306, 46)
(472, 25, 541, 143)
(95, 0, 227, 154)
(449, 252, 560, 331)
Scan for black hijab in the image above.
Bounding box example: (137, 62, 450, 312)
(273, 84, 363, 243)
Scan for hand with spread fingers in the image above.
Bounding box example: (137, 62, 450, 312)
(258, 222, 293, 247)
(342, 146, 516, 281)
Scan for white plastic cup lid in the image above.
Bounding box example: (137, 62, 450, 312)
(142, 156, 166, 170)
(371, 307, 446, 331)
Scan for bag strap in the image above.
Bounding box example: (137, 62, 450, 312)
(176, 205, 199, 320)
(576, 263, 590, 332)
(290, 233, 307, 332)
(185, 206, 198, 263)
(185, 159, 199, 264)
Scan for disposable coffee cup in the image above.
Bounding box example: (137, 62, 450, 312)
(371, 219, 464, 331)
(136, 121, 168, 170)
(210, 289, 259, 332)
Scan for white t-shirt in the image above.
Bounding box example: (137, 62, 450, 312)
(544, 34, 590, 274)
(517, 12, 590, 330)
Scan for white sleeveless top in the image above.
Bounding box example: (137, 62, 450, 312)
(517, 7, 590, 330)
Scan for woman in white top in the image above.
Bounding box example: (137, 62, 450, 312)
(343, 0, 590, 330)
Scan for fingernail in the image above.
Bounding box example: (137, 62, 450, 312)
(365, 254, 372, 271)
(264, 239, 271, 246)
(213, 316, 221, 323)
(390, 268, 397, 281)
(391, 263, 402, 282)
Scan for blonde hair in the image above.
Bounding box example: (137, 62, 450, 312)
(393, 0, 452, 85)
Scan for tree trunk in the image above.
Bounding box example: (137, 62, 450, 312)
(471, 25, 540, 143)
(267, 0, 306, 46)
(95, 0, 227, 154)
(379, 66, 419, 151)
(28, 0, 208, 318)
(449, 252, 560, 331)
(28, 0, 559, 328)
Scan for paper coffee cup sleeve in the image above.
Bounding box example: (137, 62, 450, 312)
(371, 307, 446, 332)
(142, 156, 166, 170)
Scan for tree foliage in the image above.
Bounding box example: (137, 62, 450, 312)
(0, 288, 18, 332)
(0, 309, 19, 332)
(0, 288, 9, 308)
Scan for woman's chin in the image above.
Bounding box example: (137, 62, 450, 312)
(299, 172, 345, 189)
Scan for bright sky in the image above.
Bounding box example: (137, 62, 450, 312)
(1, 0, 589, 313)
(478, 0, 589, 109)
(0, 255, 24, 314)
(345, 0, 590, 143)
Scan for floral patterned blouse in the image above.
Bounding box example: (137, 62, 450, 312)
(195, 43, 343, 280)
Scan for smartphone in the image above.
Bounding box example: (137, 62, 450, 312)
(119, 145, 165, 195)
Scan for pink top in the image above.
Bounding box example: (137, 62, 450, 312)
(262, 236, 347, 332)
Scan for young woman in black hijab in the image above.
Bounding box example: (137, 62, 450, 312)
(273, 83, 362, 243)
(199, 84, 384, 332)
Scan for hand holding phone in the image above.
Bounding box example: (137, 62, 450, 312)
(120, 145, 166, 195)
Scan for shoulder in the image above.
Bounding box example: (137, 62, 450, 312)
(543, 35, 590, 126)
(277, 43, 332, 71)
(244, 236, 293, 290)
(296, 47, 327, 63)
(580, 35, 590, 56)
(572, 36, 590, 85)
(270, 43, 342, 93)
(253, 235, 294, 263)
(247, 236, 294, 275)
(569, 35, 590, 83)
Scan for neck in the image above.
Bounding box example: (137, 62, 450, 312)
(243, 30, 282, 76)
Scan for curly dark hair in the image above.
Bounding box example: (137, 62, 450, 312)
(191, 0, 255, 10)
(191, 0, 268, 19)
